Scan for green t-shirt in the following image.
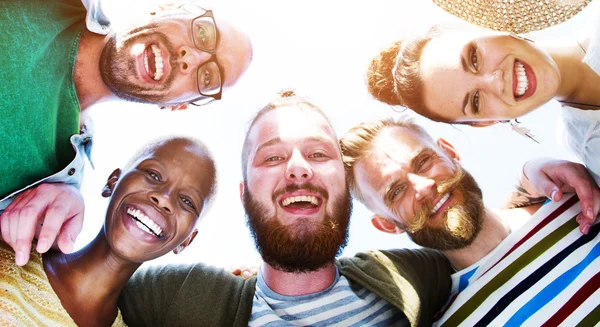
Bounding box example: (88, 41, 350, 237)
(0, 0, 85, 198)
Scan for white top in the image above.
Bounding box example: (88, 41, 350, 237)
(558, 7, 600, 186)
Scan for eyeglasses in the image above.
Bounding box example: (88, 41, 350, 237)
(179, 4, 223, 106)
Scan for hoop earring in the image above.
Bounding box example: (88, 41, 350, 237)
(507, 119, 539, 144)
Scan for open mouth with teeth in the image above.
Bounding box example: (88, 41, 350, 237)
(430, 193, 451, 217)
(126, 207, 164, 238)
(513, 60, 536, 101)
(144, 44, 164, 81)
(280, 195, 322, 215)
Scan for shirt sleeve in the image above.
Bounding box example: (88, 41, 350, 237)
(118, 263, 255, 327)
(79, 0, 110, 34)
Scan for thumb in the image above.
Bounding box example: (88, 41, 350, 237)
(535, 178, 562, 202)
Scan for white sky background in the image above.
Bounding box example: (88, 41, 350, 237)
(76, 0, 597, 268)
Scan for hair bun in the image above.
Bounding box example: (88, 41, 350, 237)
(279, 90, 296, 98)
(366, 40, 403, 106)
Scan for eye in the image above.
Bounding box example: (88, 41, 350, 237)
(390, 185, 405, 201)
(472, 91, 480, 114)
(470, 45, 479, 72)
(197, 27, 207, 44)
(309, 152, 326, 159)
(181, 197, 195, 209)
(417, 156, 431, 171)
(201, 69, 212, 87)
(265, 156, 283, 162)
(147, 170, 160, 182)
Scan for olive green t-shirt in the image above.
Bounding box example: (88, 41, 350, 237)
(0, 0, 85, 198)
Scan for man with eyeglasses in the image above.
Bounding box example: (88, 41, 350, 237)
(0, 0, 252, 266)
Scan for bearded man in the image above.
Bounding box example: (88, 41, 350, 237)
(118, 93, 452, 327)
(340, 117, 600, 326)
(0, 0, 252, 266)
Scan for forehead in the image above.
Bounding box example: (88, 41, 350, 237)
(249, 106, 338, 150)
(355, 127, 432, 185)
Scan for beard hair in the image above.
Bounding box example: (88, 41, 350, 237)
(406, 164, 484, 250)
(99, 28, 177, 104)
(243, 182, 352, 273)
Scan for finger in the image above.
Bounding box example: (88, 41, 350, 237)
(13, 209, 39, 266)
(54, 213, 84, 254)
(533, 173, 561, 201)
(2, 189, 35, 247)
(241, 270, 253, 280)
(37, 203, 73, 254)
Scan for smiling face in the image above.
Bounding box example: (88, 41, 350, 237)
(418, 30, 560, 123)
(103, 138, 216, 263)
(353, 126, 483, 250)
(99, 8, 252, 105)
(242, 104, 351, 272)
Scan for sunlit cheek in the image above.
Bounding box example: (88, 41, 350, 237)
(130, 43, 145, 56)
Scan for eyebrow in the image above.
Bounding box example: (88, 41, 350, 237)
(460, 54, 469, 116)
(255, 136, 333, 156)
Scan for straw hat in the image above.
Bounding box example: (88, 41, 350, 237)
(432, 0, 592, 34)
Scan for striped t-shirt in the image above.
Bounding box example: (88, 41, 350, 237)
(434, 194, 599, 327)
(249, 267, 408, 326)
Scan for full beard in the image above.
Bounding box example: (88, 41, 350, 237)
(99, 28, 177, 104)
(243, 182, 352, 273)
(406, 164, 484, 251)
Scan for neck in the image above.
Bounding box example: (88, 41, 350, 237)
(544, 38, 600, 108)
(74, 28, 117, 125)
(43, 232, 140, 326)
(442, 207, 510, 271)
(261, 262, 337, 296)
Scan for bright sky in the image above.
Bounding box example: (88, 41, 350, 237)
(75, 0, 597, 268)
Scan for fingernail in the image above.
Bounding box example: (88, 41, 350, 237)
(583, 224, 590, 235)
(242, 271, 251, 279)
(551, 189, 558, 201)
(37, 240, 48, 252)
(15, 252, 25, 266)
(587, 208, 594, 220)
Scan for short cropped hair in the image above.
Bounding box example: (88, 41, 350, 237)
(125, 136, 218, 210)
(339, 116, 433, 203)
(240, 91, 335, 180)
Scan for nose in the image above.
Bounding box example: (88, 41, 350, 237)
(176, 45, 212, 74)
(149, 186, 174, 214)
(479, 69, 504, 97)
(286, 149, 313, 182)
(407, 173, 435, 202)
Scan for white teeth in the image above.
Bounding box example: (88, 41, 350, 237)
(514, 61, 529, 97)
(282, 195, 320, 207)
(151, 44, 164, 81)
(430, 193, 450, 215)
(127, 207, 163, 237)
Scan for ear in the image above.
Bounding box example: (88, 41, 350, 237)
(239, 181, 245, 202)
(436, 138, 460, 161)
(469, 121, 499, 128)
(159, 103, 189, 111)
(102, 169, 122, 198)
(371, 214, 404, 234)
(173, 229, 198, 254)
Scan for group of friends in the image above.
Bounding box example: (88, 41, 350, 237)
(0, 0, 598, 326)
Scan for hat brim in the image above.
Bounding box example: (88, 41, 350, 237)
(433, 0, 592, 34)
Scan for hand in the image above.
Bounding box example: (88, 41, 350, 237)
(230, 265, 258, 280)
(0, 183, 85, 266)
(524, 158, 600, 234)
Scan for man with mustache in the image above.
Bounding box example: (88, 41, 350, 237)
(340, 117, 600, 326)
(0, 0, 252, 265)
(118, 93, 452, 326)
